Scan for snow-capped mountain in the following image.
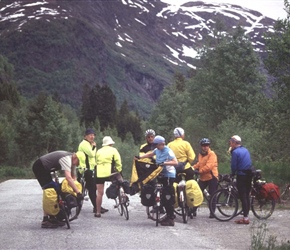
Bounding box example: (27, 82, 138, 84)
(0, 0, 276, 115)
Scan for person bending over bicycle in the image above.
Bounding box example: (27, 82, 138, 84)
(136, 135, 178, 226)
(229, 135, 252, 225)
(167, 127, 196, 181)
(32, 151, 84, 228)
(192, 138, 218, 218)
(95, 136, 123, 218)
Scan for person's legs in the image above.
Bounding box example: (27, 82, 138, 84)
(95, 182, 104, 217)
(84, 170, 97, 210)
(160, 177, 175, 226)
(236, 175, 251, 224)
(208, 177, 218, 217)
(32, 159, 59, 228)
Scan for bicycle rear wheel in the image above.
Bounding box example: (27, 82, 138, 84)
(280, 186, 290, 203)
(209, 189, 238, 221)
(146, 206, 166, 222)
(251, 197, 275, 219)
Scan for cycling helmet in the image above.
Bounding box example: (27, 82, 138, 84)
(173, 127, 184, 137)
(145, 129, 155, 137)
(200, 138, 211, 145)
(153, 135, 165, 144)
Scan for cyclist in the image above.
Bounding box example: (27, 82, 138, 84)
(95, 136, 123, 218)
(32, 151, 84, 228)
(140, 129, 156, 163)
(192, 138, 218, 218)
(130, 129, 156, 194)
(167, 127, 196, 181)
(229, 135, 252, 225)
(78, 128, 108, 214)
(136, 135, 178, 226)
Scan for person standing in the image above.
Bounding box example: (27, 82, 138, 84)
(95, 136, 122, 218)
(192, 138, 218, 218)
(167, 127, 196, 180)
(130, 129, 156, 191)
(229, 135, 252, 225)
(32, 151, 84, 228)
(136, 135, 178, 226)
(78, 128, 108, 214)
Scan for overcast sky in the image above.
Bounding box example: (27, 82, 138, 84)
(161, 0, 287, 20)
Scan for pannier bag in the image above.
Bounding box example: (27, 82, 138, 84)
(259, 183, 280, 201)
(140, 184, 155, 206)
(43, 188, 60, 216)
(106, 182, 119, 199)
(185, 179, 203, 207)
(61, 179, 82, 197)
(61, 192, 78, 209)
(161, 185, 175, 206)
(121, 180, 130, 194)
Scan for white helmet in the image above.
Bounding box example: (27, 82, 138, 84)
(173, 127, 184, 137)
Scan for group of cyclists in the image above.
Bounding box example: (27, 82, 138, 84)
(133, 128, 218, 226)
(33, 126, 252, 228)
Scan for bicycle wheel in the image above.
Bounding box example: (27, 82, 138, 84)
(68, 204, 82, 222)
(146, 206, 166, 221)
(209, 189, 238, 221)
(115, 198, 124, 216)
(280, 186, 290, 203)
(155, 205, 160, 227)
(58, 204, 70, 229)
(180, 189, 188, 223)
(122, 195, 129, 220)
(251, 197, 275, 219)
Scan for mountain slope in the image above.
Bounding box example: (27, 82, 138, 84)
(0, 0, 276, 116)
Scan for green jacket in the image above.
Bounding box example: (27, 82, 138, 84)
(96, 146, 122, 178)
(78, 139, 97, 171)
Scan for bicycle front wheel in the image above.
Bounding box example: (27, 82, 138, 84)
(59, 204, 70, 229)
(209, 189, 238, 222)
(123, 203, 129, 220)
(115, 198, 123, 216)
(251, 197, 275, 219)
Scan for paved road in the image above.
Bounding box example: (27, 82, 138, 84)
(0, 179, 289, 250)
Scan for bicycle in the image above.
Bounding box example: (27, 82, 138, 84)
(145, 178, 167, 226)
(113, 179, 130, 220)
(279, 183, 290, 204)
(49, 170, 71, 229)
(209, 170, 276, 222)
(174, 173, 189, 223)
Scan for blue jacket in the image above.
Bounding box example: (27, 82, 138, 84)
(231, 146, 252, 176)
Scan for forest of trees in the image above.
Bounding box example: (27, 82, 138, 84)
(0, 2, 290, 182)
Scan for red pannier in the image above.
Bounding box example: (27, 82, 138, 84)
(259, 183, 280, 201)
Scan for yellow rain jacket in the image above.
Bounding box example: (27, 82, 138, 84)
(168, 138, 196, 169)
(96, 146, 122, 178)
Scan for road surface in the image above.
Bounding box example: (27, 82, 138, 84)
(0, 179, 289, 250)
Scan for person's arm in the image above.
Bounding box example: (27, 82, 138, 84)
(64, 170, 81, 194)
(136, 151, 155, 159)
(79, 140, 96, 157)
(186, 143, 196, 164)
(163, 157, 178, 166)
(114, 149, 122, 173)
